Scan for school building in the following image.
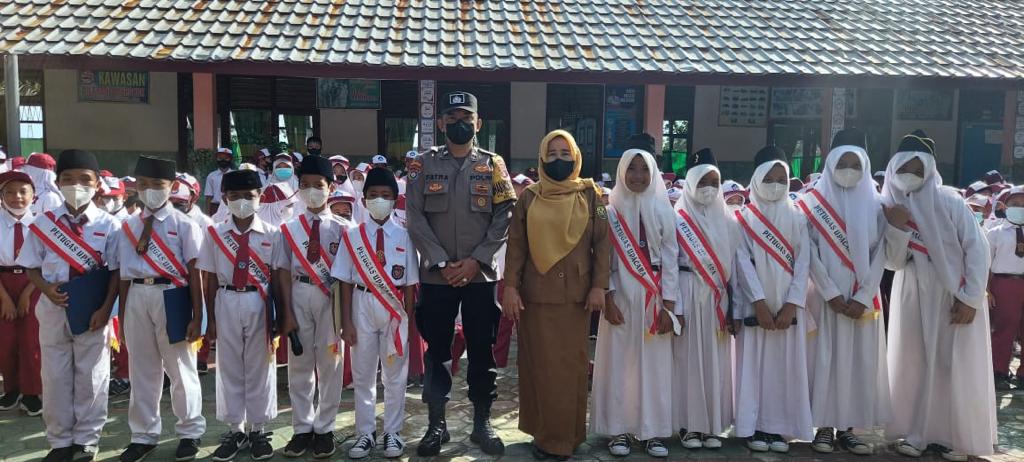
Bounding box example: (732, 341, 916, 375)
(2, 1, 1023, 185)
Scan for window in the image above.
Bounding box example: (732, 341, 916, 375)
(0, 69, 45, 154)
(19, 104, 44, 154)
(547, 84, 604, 176)
(663, 120, 689, 174)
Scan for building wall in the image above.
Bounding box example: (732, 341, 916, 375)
(691, 85, 767, 180)
(508, 81, 547, 172)
(890, 90, 959, 180)
(319, 108, 378, 160)
(43, 69, 178, 174)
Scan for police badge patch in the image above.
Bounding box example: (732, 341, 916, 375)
(391, 265, 405, 280)
(596, 204, 608, 220)
(408, 158, 423, 180)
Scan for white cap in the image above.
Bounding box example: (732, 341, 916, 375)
(405, 150, 419, 159)
(966, 194, 989, 207)
(355, 162, 370, 173)
(512, 174, 533, 185)
(667, 187, 682, 201)
(216, 147, 232, 155)
(372, 155, 388, 164)
(722, 180, 745, 195)
(601, 172, 612, 182)
(601, 187, 612, 196)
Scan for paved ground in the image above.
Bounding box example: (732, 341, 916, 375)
(2, 344, 1024, 461)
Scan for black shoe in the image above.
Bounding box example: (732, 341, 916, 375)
(175, 439, 200, 462)
(996, 372, 1014, 391)
(163, 374, 171, 390)
(417, 403, 450, 457)
(197, 361, 209, 376)
(212, 432, 249, 462)
(531, 442, 570, 461)
(249, 431, 274, 461)
(281, 432, 312, 458)
(119, 443, 157, 462)
(43, 446, 73, 462)
(20, 394, 42, 416)
(109, 378, 131, 397)
(311, 432, 335, 459)
(70, 444, 98, 462)
(469, 404, 505, 456)
(0, 392, 21, 410)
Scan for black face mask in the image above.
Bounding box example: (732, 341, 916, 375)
(445, 120, 476, 145)
(336, 175, 348, 184)
(543, 159, 575, 181)
(172, 202, 189, 213)
(217, 160, 232, 170)
(996, 208, 1007, 219)
(308, 148, 321, 156)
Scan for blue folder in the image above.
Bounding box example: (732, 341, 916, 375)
(163, 285, 193, 344)
(61, 268, 112, 336)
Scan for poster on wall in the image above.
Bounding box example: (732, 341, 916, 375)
(316, 79, 381, 109)
(604, 85, 641, 157)
(896, 89, 954, 121)
(418, 80, 436, 150)
(78, 70, 149, 103)
(718, 86, 768, 127)
(770, 87, 824, 119)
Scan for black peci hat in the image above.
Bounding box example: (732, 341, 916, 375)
(754, 145, 787, 166)
(895, 129, 934, 155)
(830, 128, 867, 151)
(55, 149, 100, 175)
(297, 154, 333, 180)
(134, 156, 177, 181)
(363, 166, 399, 196)
(222, 170, 262, 192)
(687, 148, 717, 170)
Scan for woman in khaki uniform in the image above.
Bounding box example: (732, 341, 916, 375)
(502, 130, 610, 460)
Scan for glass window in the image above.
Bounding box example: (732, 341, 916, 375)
(19, 105, 44, 154)
(279, 114, 313, 150)
(228, 110, 272, 161)
(384, 117, 419, 158)
(663, 119, 689, 175)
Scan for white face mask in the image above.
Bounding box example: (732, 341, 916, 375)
(833, 168, 862, 188)
(227, 197, 259, 219)
(366, 197, 395, 221)
(759, 183, 788, 202)
(140, 188, 171, 210)
(894, 173, 925, 192)
(60, 185, 96, 210)
(3, 202, 29, 217)
(693, 186, 718, 205)
(299, 187, 329, 209)
(351, 180, 365, 195)
(1006, 207, 1024, 225)
(100, 197, 122, 214)
(727, 203, 743, 212)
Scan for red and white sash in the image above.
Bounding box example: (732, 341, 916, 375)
(341, 224, 405, 358)
(736, 204, 795, 274)
(281, 215, 333, 296)
(29, 211, 102, 275)
(675, 209, 729, 331)
(906, 220, 929, 256)
(207, 226, 272, 299)
(122, 219, 188, 287)
(608, 207, 663, 336)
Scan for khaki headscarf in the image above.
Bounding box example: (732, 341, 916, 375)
(525, 130, 598, 274)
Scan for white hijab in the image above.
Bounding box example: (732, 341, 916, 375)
(675, 163, 737, 279)
(609, 149, 676, 264)
(744, 160, 804, 308)
(747, 160, 801, 238)
(23, 164, 60, 198)
(813, 144, 880, 277)
(881, 151, 967, 299)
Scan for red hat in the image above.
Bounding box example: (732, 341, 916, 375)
(121, 176, 137, 191)
(27, 152, 55, 170)
(11, 157, 26, 170)
(661, 172, 676, 182)
(327, 190, 356, 205)
(0, 170, 34, 190)
(99, 169, 113, 178)
(100, 176, 125, 197)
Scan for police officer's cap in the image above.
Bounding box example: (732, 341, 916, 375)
(441, 92, 478, 115)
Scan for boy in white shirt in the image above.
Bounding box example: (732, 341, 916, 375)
(988, 186, 1024, 390)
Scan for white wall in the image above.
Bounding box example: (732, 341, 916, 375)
(692, 85, 767, 162)
(319, 108, 378, 158)
(890, 90, 959, 164)
(509, 81, 547, 163)
(43, 69, 178, 153)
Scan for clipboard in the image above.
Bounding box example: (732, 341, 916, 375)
(61, 268, 112, 336)
(163, 285, 193, 344)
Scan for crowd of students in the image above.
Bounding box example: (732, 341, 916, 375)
(0, 93, 1012, 462)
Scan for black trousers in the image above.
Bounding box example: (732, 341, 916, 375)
(416, 282, 501, 406)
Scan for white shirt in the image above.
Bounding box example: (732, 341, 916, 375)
(117, 204, 203, 280)
(331, 216, 419, 288)
(31, 190, 63, 215)
(184, 205, 214, 229)
(274, 209, 347, 277)
(987, 222, 1024, 275)
(0, 209, 35, 266)
(16, 203, 121, 283)
(204, 168, 230, 204)
(197, 215, 282, 293)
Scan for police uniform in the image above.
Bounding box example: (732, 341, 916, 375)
(117, 157, 206, 448)
(197, 213, 282, 434)
(274, 206, 347, 437)
(17, 201, 121, 453)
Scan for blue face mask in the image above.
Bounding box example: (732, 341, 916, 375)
(274, 167, 293, 180)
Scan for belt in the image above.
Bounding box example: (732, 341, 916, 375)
(220, 285, 259, 293)
(994, 273, 1024, 280)
(650, 265, 661, 272)
(132, 277, 172, 285)
(0, 266, 25, 274)
(295, 275, 317, 285)
(354, 285, 371, 293)
(679, 266, 692, 273)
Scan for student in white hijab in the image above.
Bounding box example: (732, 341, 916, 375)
(733, 146, 813, 453)
(801, 129, 890, 456)
(591, 134, 680, 459)
(669, 148, 743, 450)
(881, 130, 996, 461)
(23, 152, 63, 214)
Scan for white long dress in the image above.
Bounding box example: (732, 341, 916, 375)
(807, 209, 891, 429)
(590, 206, 680, 441)
(733, 205, 814, 441)
(883, 189, 996, 455)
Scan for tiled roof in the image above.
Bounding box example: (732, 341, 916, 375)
(2, 0, 1024, 80)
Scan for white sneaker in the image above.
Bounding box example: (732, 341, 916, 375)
(347, 433, 376, 459)
(645, 439, 668, 458)
(381, 433, 405, 459)
(608, 434, 631, 457)
(679, 431, 702, 449)
(746, 432, 769, 452)
(895, 440, 923, 458)
(702, 435, 722, 449)
(768, 434, 789, 453)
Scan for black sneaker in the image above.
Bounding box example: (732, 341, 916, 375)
(20, 394, 42, 416)
(212, 432, 249, 462)
(0, 392, 21, 411)
(197, 361, 209, 376)
(836, 430, 871, 456)
(281, 432, 312, 458)
(70, 444, 98, 462)
(175, 439, 201, 462)
(249, 431, 274, 461)
(109, 378, 131, 397)
(119, 443, 157, 462)
(746, 431, 769, 452)
(311, 432, 336, 459)
(43, 446, 72, 462)
(995, 372, 1014, 391)
(811, 427, 835, 453)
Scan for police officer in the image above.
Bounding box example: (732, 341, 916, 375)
(406, 92, 515, 457)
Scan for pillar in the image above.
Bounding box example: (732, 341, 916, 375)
(644, 84, 666, 153)
(192, 73, 216, 151)
(4, 54, 20, 157)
